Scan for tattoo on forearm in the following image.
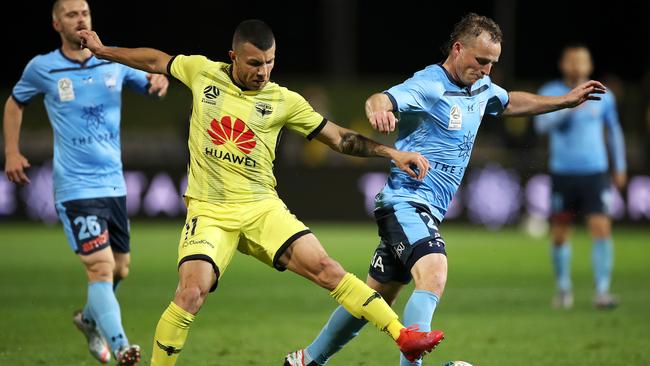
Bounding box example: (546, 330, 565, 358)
(338, 132, 383, 157)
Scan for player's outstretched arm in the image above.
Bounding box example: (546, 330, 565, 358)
(366, 93, 398, 133)
(77, 30, 172, 75)
(504, 80, 606, 117)
(314, 120, 430, 180)
(3, 97, 30, 185)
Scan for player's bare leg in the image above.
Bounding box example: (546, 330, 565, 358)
(279, 234, 443, 363)
(587, 214, 617, 309)
(550, 220, 574, 309)
(113, 252, 131, 291)
(151, 260, 215, 365)
(400, 253, 447, 365)
(77, 247, 136, 363)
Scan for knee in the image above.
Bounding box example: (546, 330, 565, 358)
(413, 274, 446, 298)
(175, 284, 210, 314)
(315, 256, 345, 289)
(411, 259, 447, 297)
(114, 262, 130, 280)
(86, 260, 115, 282)
(590, 225, 611, 239)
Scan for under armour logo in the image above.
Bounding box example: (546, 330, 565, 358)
(395, 242, 406, 257)
(362, 292, 382, 307)
(156, 340, 182, 356)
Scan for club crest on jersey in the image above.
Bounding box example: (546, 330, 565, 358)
(448, 104, 462, 130)
(103, 72, 117, 89)
(255, 102, 273, 117)
(57, 77, 75, 102)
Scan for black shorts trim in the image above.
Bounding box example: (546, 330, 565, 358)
(404, 237, 447, 270)
(272, 229, 312, 271)
(178, 254, 221, 292)
(166, 55, 178, 77)
(306, 119, 328, 141)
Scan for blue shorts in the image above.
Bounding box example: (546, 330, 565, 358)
(551, 173, 612, 222)
(55, 196, 130, 255)
(368, 201, 446, 284)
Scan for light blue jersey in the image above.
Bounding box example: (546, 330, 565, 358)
(533, 80, 626, 175)
(377, 64, 509, 222)
(12, 49, 150, 203)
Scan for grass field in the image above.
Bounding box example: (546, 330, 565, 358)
(0, 221, 648, 365)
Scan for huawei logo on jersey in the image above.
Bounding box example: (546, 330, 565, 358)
(207, 116, 257, 154)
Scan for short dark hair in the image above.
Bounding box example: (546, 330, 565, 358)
(52, 0, 83, 20)
(444, 13, 502, 55)
(232, 19, 275, 51)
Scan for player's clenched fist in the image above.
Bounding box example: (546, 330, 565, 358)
(77, 29, 104, 53)
(369, 111, 398, 133)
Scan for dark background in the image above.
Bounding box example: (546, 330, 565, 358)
(2, 0, 648, 84)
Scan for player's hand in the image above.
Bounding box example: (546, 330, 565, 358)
(77, 29, 104, 54)
(369, 111, 398, 133)
(564, 80, 606, 108)
(613, 171, 627, 189)
(147, 74, 169, 98)
(392, 150, 430, 181)
(4, 152, 31, 186)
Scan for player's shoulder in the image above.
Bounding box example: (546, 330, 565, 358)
(174, 54, 220, 69)
(402, 64, 446, 94)
(23, 49, 60, 71)
(602, 87, 616, 103)
(266, 82, 300, 102)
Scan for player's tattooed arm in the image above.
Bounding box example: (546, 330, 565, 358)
(315, 121, 429, 180)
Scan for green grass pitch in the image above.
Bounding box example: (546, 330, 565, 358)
(0, 222, 648, 365)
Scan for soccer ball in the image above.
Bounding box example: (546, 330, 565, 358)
(443, 362, 473, 366)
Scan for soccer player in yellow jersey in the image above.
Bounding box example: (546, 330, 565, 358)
(78, 19, 444, 365)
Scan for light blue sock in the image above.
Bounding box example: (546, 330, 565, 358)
(86, 281, 129, 353)
(552, 243, 572, 291)
(592, 238, 613, 294)
(306, 305, 368, 365)
(400, 290, 439, 366)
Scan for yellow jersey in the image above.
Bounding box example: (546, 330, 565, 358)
(168, 55, 326, 203)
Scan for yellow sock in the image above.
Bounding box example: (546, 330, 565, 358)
(151, 302, 195, 366)
(330, 272, 404, 340)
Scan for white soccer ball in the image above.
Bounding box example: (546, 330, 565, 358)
(443, 362, 473, 366)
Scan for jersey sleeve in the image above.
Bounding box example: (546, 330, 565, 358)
(167, 54, 209, 88)
(284, 90, 327, 140)
(11, 57, 44, 106)
(123, 65, 150, 94)
(484, 82, 509, 117)
(603, 92, 626, 172)
(384, 77, 442, 113)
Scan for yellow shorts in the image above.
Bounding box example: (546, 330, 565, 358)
(178, 197, 310, 291)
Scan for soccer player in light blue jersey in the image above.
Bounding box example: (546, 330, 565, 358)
(534, 44, 626, 310)
(2, 0, 168, 364)
(285, 13, 607, 366)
